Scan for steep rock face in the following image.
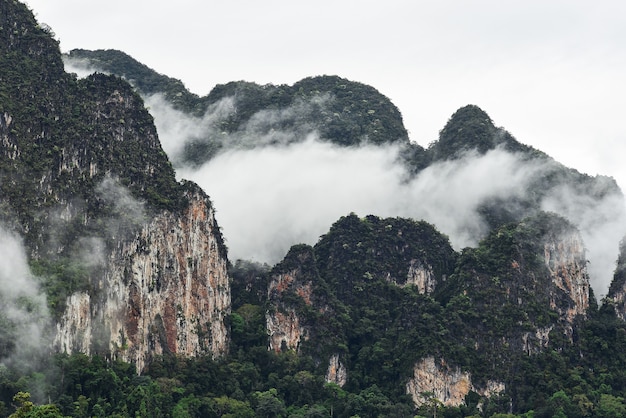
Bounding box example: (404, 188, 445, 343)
(0, 0, 182, 255)
(325, 353, 348, 387)
(544, 231, 590, 324)
(0, 0, 230, 371)
(406, 357, 504, 408)
(404, 259, 436, 294)
(54, 185, 230, 372)
(266, 256, 314, 352)
(55, 292, 92, 353)
(265, 244, 349, 388)
(605, 239, 626, 319)
(266, 308, 306, 352)
(521, 326, 553, 355)
(444, 213, 593, 385)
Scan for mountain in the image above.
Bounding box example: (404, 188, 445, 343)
(261, 212, 592, 406)
(0, 0, 230, 376)
(65, 48, 418, 168)
(64, 49, 625, 239)
(3, 1, 626, 416)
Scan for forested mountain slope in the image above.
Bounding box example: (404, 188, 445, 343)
(0, 0, 231, 403)
(66, 48, 416, 167)
(65, 49, 624, 239)
(1, 1, 626, 416)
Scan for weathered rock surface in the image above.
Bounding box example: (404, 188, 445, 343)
(544, 231, 590, 323)
(404, 259, 436, 294)
(604, 239, 626, 319)
(406, 357, 504, 408)
(266, 269, 312, 352)
(325, 353, 348, 387)
(54, 185, 230, 372)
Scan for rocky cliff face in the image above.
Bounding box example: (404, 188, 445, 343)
(0, 1, 231, 371)
(605, 239, 626, 319)
(325, 353, 348, 387)
(463, 214, 591, 353)
(406, 357, 504, 408)
(403, 259, 436, 294)
(264, 244, 351, 389)
(54, 184, 230, 372)
(544, 230, 590, 324)
(266, 258, 314, 352)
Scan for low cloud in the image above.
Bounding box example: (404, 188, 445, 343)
(100, 73, 626, 299)
(146, 91, 333, 165)
(134, 88, 626, 300)
(63, 57, 106, 79)
(95, 175, 146, 231)
(145, 94, 236, 163)
(178, 139, 625, 299)
(178, 142, 540, 259)
(178, 136, 405, 262)
(0, 226, 51, 371)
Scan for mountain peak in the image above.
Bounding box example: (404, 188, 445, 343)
(429, 104, 537, 161)
(432, 104, 497, 159)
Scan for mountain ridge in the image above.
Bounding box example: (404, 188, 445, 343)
(2, 2, 626, 416)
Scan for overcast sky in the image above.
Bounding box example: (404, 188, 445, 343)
(25, 0, 626, 190)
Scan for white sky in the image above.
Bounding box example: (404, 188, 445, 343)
(25, 0, 626, 188)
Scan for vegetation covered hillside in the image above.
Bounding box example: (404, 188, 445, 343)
(2, 1, 626, 417)
(0, 2, 184, 252)
(66, 49, 417, 167)
(65, 49, 624, 240)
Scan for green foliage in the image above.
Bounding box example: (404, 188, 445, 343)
(8, 391, 64, 418)
(29, 259, 90, 319)
(229, 304, 267, 350)
(5, 3, 626, 417)
(61, 50, 411, 166)
(65, 49, 207, 115)
(431, 104, 532, 161)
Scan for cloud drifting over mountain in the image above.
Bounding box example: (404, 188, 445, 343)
(145, 93, 626, 298)
(0, 227, 51, 370)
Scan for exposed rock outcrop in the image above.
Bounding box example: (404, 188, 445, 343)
(604, 239, 626, 320)
(266, 269, 312, 352)
(404, 259, 436, 294)
(54, 185, 230, 372)
(522, 326, 553, 355)
(266, 308, 306, 353)
(265, 245, 320, 353)
(544, 231, 590, 323)
(406, 357, 504, 408)
(325, 353, 348, 387)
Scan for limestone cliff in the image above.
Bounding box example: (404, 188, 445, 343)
(606, 238, 626, 319)
(266, 308, 306, 353)
(406, 357, 504, 408)
(265, 244, 350, 388)
(461, 213, 591, 352)
(0, 1, 231, 372)
(54, 183, 230, 372)
(325, 353, 348, 387)
(266, 248, 315, 352)
(543, 229, 590, 325)
(403, 259, 437, 294)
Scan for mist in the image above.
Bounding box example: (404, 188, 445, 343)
(0, 226, 51, 371)
(146, 94, 626, 299)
